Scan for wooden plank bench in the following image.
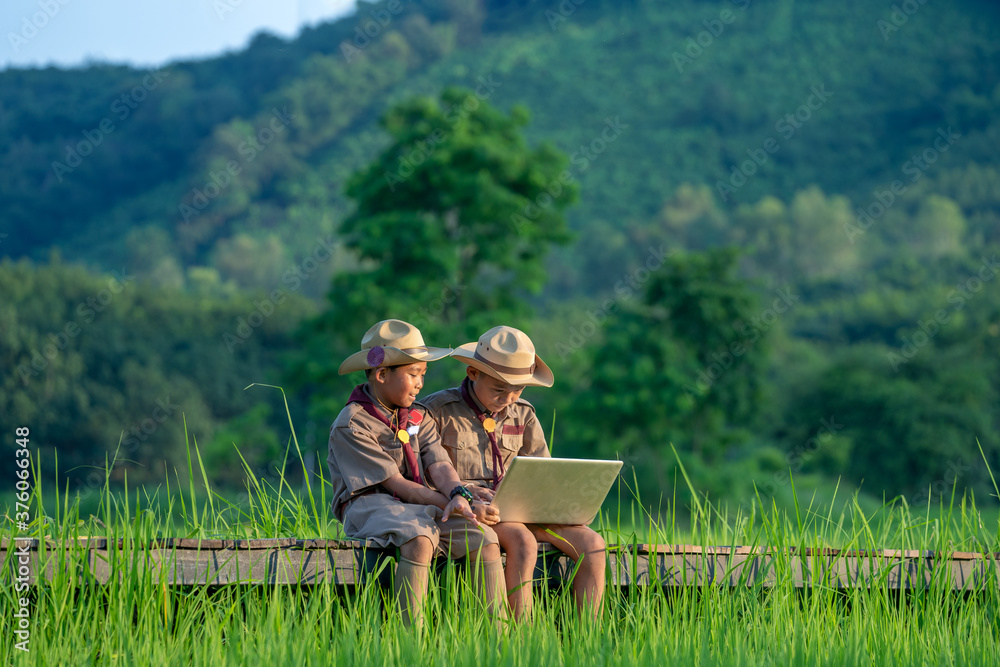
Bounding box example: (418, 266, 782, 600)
(2, 538, 998, 590)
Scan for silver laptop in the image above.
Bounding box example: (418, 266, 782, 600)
(489, 457, 623, 525)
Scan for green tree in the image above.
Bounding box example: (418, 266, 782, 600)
(566, 247, 769, 495)
(0, 257, 313, 492)
(294, 87, 576, 411)
(787, 344, 997, 498)
(731, 187, 861, 284)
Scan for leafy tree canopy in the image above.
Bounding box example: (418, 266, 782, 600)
(294, 87, 576, 411)
(567, 247, 768, 471)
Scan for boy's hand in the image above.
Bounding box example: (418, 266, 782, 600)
(442, 496, 477, 525)
(469, 486, 495, 502)
(471, 501, 500, 526)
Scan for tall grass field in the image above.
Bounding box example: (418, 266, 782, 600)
(3, 415, 1000, 666)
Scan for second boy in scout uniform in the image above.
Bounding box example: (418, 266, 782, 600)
(327, 319, 505, 627)
(422, 325, 606, 620)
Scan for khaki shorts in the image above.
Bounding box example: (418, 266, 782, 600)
(342, 492, 498, 558)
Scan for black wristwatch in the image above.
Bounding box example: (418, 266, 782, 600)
(449, 485, 474, 504)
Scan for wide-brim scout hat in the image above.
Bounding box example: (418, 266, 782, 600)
(338, 319, 452, 375)
(451, 325, 554, 387)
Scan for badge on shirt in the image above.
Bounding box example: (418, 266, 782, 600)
(407, 425, 419, 436)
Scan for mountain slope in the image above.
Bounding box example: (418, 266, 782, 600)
(2, 0, 998, 299)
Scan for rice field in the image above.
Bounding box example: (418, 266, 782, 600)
(2, 430, 1000, 665)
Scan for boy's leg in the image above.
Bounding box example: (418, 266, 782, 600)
(467, 542, 506, 625)
(437, 516, 507, 624)
(395, 536, 434, 628)
(341, 495, 443, 628)
(492, 522, 538, 621)
(530, 525, 606, 619)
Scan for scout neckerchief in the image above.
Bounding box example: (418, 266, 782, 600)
(460, 377, 506, 490)
(347, 384, 423, 485)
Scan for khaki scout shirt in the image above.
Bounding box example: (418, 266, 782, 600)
(326, 387, 451, 521)
(421, 386, 550, 488)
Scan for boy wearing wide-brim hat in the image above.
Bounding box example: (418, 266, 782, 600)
(422, 325, 606, 621)
(327, 319, 506, 627)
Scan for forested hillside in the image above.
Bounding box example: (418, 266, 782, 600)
(2, 0, 998, 508)
(5, 0, 998, 291)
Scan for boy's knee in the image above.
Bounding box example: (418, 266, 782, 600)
(509, 528, 538, 562)
(479, 543, 502, 562)
(584, 531, 606, 553)
(578, 530, 606, 565)
(400, 536, 434, 564)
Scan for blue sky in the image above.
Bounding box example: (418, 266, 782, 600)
(2, 0, 355, 70)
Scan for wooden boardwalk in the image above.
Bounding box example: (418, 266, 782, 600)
(3, 538, 999, 590)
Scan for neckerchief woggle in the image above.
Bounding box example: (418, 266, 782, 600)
(460, 377, 506, 490)
(347, 384, 422, 485)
